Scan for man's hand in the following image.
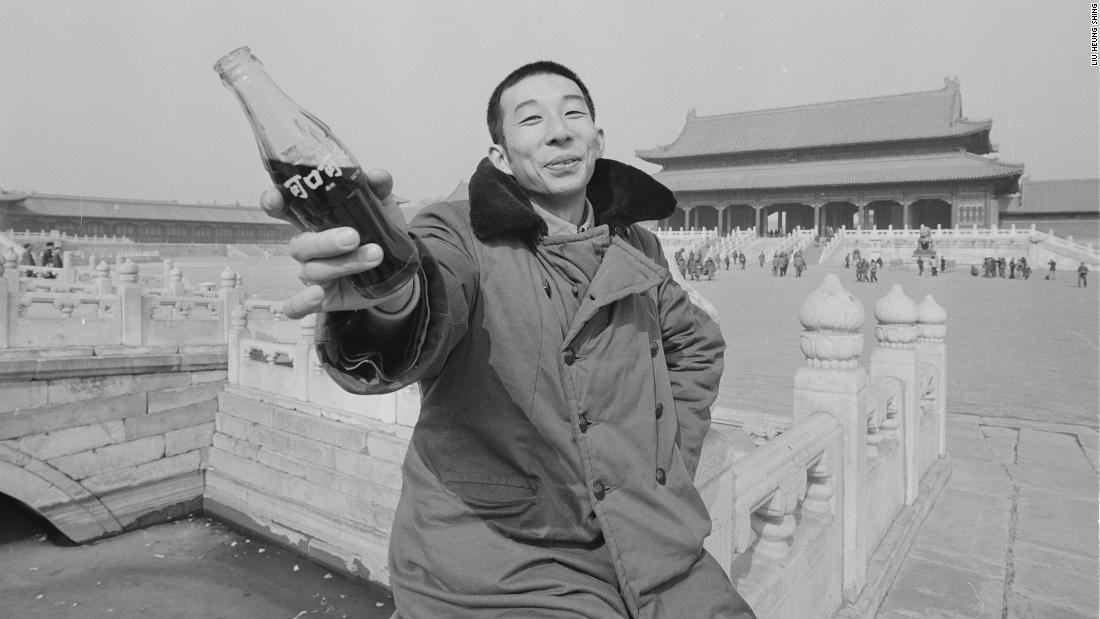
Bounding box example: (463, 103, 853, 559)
(260, 169, 407, 320)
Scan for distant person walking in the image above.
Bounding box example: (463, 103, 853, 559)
(916, 257, 924, 276)
(19, 243, 35, 276)
(1078, 262, 1089, 288)
(1046, 259, 1056, 280)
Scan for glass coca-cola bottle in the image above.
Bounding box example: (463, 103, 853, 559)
(214, 46, 419, 299)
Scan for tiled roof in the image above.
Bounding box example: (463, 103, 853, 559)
(637, 80, 991, 160)
(1015, 178, 1100, 213)
(2, 193, 289, 226)
(652, 152, 1024, 193)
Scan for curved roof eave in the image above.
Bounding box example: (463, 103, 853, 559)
(636, 121, 993, 163)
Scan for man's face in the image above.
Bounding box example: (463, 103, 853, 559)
(488, 73, 604, 209)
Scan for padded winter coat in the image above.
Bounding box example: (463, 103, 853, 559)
(317, 158, 726, 615)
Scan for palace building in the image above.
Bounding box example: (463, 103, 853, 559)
(637, 78, 1025, 236)
(0, 191, 295, 244)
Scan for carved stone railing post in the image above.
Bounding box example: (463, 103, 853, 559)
(94, 261, 113, 295)
(871, 284, 920, 504)
(163, 258, 174, 291)
(793, 273, 867, 602)
(294, 314, 316, 402)
(0, 247, 16, 350)
(117, 260, 143, 346)
(61, 250, 76, 284)
(227, 304, 249, 385)
(916, 295, 948, 459)
(2, 247, 18, 283)
(168, 267, 186, 296)
(218, 267, 241, 345)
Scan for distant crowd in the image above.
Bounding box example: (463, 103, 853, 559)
(673, 246, 1089, 289)
(969, 256, 1089, 287)
(18, 241, 64, 278)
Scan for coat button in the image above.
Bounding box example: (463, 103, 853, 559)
(592, 481, 606, 500)
(656, 468, 667, 485)
(579, 415, 590, 433)
(655, 402, 664, 419)
(563, 348, 576, 366)
(650, 341, 659, 357)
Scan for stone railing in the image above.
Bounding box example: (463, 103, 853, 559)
(820, 224, 1099, 267)
(6, 229, 136, 245)
(209, 273, 949, 617)
(687, 276, 949, 616)
(0, 255, 241, 350)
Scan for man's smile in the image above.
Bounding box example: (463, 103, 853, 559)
(545, 156, 582, 172)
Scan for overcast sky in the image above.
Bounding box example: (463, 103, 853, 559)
(1, 0, 1097, 207)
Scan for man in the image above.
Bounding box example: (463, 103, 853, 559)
(1078, 262, 1089, 287)
(40, 242, 58, 278)
(19, 243, 35, 276)
(262, 61, 754, 618)
(1047, 258, 1056, 280)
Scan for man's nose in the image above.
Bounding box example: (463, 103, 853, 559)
(544, 115, 572, 144)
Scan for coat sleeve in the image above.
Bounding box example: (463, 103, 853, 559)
(646, 233, 726, 479)
(314, 202, 479, 395)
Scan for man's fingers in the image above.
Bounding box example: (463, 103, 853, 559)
(296, 243, 384, 284)
(289, 227, 362, 262)
(282, 286, 325, 320)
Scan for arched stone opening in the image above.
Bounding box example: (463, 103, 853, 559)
(821, 202, 859, 232)
(762, 203, 815, 236)
(0, 452, 122, 544)
(910, 199, 952, 229)
(0, 492, 66, 545)
(866, 200, 903, 230)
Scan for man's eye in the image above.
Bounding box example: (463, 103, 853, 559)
(565, 110, 588, 118)
(519, 115, 541, 124)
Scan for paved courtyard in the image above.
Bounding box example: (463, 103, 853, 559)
(4, 253, 1097, 617)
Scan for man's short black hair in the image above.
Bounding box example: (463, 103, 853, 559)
(486, 60, 595, 147)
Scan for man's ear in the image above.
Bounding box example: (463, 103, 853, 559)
(595, 127, 605, 158)
(488, 144, 513, 176)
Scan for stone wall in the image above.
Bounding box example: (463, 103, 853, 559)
(204, 385, 418, 583)
(0, 346, 226, 542)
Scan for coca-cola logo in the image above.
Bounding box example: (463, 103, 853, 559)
(283, 159, 342, 199)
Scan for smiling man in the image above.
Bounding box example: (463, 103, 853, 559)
(262, 61, 754, 618)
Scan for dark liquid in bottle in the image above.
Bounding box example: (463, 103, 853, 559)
(266, 159, 419, 299)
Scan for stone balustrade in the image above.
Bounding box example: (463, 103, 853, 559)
(819, 223, 1098, 267)
(208, 272, 949, 617)
(0, 254, 242, 350)
(0, 264, 949, 617)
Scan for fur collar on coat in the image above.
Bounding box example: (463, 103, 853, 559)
(466, 157, 677, 241)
